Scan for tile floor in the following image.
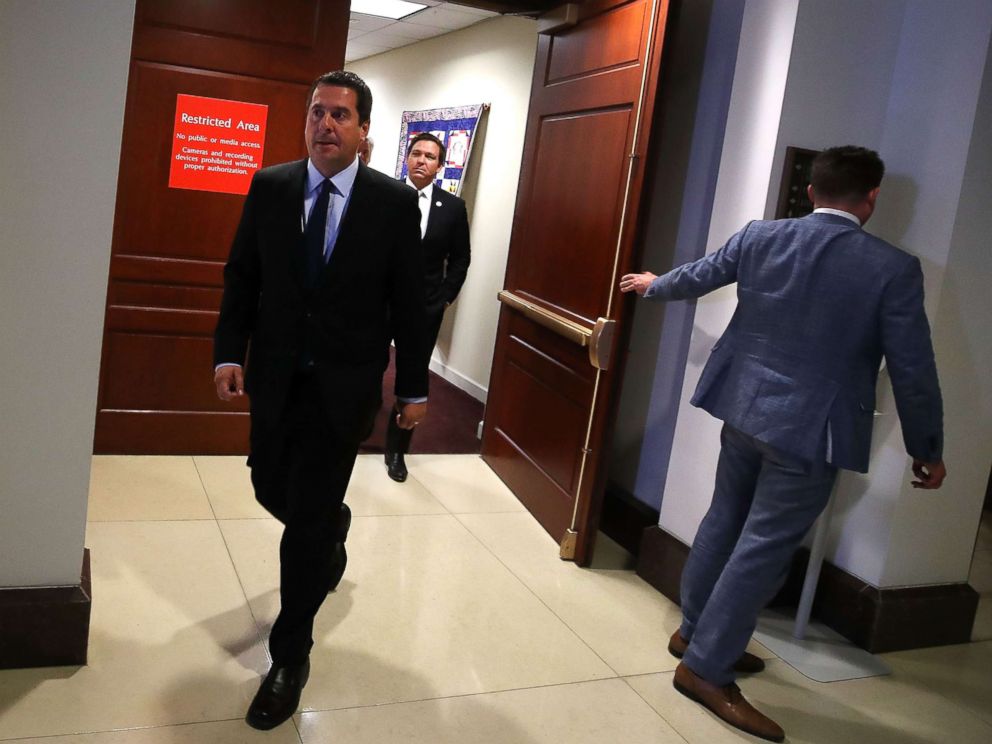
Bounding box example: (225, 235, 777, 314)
(0, 455, 990, 743)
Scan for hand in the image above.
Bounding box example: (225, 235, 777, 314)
(911, 459, 946, 489)
(396, 401, 427, 430)
(619, 272, 657, 296)
(214, 366, 244, 401)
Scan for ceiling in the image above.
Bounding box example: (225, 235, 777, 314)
(346, 1, 501, 63)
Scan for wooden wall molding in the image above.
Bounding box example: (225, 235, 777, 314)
(0, 550, 92, 670)
(637, 526, 979, 653)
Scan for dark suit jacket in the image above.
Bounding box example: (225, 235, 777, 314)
(421, 184, 471, 309)
(214, 159, 428, 445)
(647, 212, 943, 472)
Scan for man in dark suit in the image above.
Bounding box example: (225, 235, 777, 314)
(213, 71, 428, 730)
(384, 131, 471, 482)
(620, 146, 945, 742)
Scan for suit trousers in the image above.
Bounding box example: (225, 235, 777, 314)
(679, 424, 837, 686)
(250, 370, 359, 665)
(386, 301, 446, 455)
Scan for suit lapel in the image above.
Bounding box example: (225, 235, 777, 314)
(272, 160, 309, 293)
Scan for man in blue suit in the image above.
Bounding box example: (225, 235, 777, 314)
(620, 146, 945, 742)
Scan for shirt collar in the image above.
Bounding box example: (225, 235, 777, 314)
(307, 156, 360, 199)
(405, 176, 432, 198)
(813, 207, 861, 226)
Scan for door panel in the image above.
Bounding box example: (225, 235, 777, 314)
(482, 0, 670, 564)
(94, 0, 347, 454)
(546, 0, 646, 81)
(516, 108, 631, 319)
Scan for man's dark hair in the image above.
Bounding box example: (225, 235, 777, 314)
(809, 146, 885, 202)
(407, 132, 446, 164)
(307, 71, 373, 123)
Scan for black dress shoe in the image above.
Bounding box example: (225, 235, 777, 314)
(385, 451, 408, 482)
(328, 542, 347, 592)
(245, 659, 310, 730)
(328, 503, 352, 593)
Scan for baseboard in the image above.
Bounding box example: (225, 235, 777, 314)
(636, 527, 979, 653)
(601, 483, 660, 558)
(0, 549, 91, 669)
(428, 356, 487, 403)
(774, 551, 980, 653)
(636, 526, 690, 605)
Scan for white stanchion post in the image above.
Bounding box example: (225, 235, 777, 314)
(792, 485, 838, 640)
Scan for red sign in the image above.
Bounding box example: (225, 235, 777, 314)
(168, 94, 268, 195)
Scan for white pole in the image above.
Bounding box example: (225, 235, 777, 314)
(792, 485, 838, 640)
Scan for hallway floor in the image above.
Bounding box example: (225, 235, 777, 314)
(1, 455, 990, 743)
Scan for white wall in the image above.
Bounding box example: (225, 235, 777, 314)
(610, 0, 746, 508)
(0, 0, 135, 586)
(349, 16, 538, 401)
(658, 0, 800, 542)
(657, 0, 992, 590)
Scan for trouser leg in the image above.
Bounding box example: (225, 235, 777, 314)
(682, 431, 836, 686)
(261, 375, 360, 665)
(386, 409, 415, 455)
(679, 425, 762, 642)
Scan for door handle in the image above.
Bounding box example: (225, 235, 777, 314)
(497, 290, 591, 347)
(588, 317, 616, 371)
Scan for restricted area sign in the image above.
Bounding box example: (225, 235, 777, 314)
(168, 94, 269, 195)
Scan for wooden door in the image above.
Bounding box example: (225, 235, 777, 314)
(481, 0, 670, 564)
(93, 0, 348, 454)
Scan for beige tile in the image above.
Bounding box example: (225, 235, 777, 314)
(88, 456, 213, 522)
(193, 455, 269, 520)
(972, 594, 992, 642)
(626, 658, 992, 744)
(298, 678, 681, 743)
(0, 521, 269, 740)
(406, 454, 526, 513)
(457, 512, 770, 676)
(221, 514, 615, 711)
(194, 454, 448, 521)
(3, 720, 301, 743)
(346, 455, 448, 516)
(883, 640, 992, 726)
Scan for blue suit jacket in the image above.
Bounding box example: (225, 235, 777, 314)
(647, 212, 943, 472)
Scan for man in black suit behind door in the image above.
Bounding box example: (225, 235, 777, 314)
(385, 131, 471, 482)
(213, 71, 428, 730)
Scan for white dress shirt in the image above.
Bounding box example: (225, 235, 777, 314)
(405, 177, 432, 238)
(813, 207, 860, 226)
(305, 156, 360, 258)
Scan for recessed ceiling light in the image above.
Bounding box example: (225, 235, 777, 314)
(351, 0, 427, 20)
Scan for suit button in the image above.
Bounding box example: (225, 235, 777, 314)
(305, 312, 312, 319)
(306, 360, 315, 368)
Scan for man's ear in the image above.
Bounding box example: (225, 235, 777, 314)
(807, 184, 816, 205)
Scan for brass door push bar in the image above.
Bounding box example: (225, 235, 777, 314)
(498, 290, 615, 371)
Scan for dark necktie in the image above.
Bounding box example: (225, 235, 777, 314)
(304, 178, 333, 289)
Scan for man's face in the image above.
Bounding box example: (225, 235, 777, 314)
(406, 139, 442, 190)
(305, 84, 369, 177)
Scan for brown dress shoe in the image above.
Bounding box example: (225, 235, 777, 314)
(668, 630, 766, 674)
(673, 662, 784, 742)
